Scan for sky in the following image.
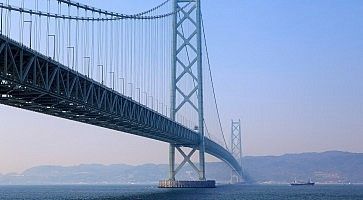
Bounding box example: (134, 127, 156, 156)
(0, 0, 362, 174)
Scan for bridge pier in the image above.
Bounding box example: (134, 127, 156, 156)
(159, 180, 215, 188)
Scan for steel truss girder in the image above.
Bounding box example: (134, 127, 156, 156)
(0, 34, 242, 178)
(0, 34, 199, 145)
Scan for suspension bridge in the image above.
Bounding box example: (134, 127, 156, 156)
(0, 0, 243, 187)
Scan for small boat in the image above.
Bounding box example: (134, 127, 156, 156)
(290, 178, 315, 186)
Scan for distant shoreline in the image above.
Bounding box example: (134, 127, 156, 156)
(1, 151, 362, 185)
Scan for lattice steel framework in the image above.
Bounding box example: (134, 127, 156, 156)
(0, 30, 242, 184)
(0, 0, 245, 182)
(231, 119, 243, 182)
(169, 0, 206, 181)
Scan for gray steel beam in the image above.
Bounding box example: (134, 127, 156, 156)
(0, 33, 242, 177)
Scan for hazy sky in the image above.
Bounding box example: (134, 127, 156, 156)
(0, 0, 362, 174)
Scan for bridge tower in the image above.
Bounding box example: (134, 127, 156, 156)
(159, 0, 214, 188)
(230, 119, 244, 183)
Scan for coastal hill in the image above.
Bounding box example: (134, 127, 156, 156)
(0, 151, 361, 185)
(243, 151, 363, 184)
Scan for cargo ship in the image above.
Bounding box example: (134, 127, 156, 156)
(290, 178, 315, 186)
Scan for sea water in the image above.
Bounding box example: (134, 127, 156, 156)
(0, 184, 362, 200)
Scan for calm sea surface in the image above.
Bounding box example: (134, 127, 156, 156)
(0, 184, 362, 200)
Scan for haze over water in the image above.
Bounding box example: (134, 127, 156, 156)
(1, 185, 363, 200)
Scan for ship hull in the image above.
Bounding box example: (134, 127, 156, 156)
(291, 182, 315, 186)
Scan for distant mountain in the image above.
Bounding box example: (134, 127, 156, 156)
(0, 151, 362, 185)
(243, 151, 363, 184)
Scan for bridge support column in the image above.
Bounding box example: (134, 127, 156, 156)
(196, 0, 206, 181)
(169, 144, 176, 180)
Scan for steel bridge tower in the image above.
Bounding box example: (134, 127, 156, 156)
(159, 0, 215, 188)
(169, 0, 204, 181)
(230, 119, 244, 183)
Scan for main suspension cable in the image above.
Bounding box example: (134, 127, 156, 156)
(0, 1, 190, 21)
(57, 0, 171, 18)
(201, 15, 229, 151)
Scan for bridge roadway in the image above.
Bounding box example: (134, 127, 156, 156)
(0, 34, 242, 175)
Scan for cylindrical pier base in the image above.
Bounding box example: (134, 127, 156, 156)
(158, 180, 216, 188)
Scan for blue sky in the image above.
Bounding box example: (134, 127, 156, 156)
(204, 0, 363, 155)
(0, 0, 362, 173)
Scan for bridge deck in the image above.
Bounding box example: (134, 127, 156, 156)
(0, 34, 241, 174)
